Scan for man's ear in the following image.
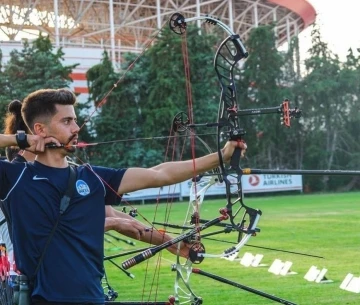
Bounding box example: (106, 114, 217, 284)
(33, 123, 47, 137)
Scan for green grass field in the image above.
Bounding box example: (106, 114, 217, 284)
(104, 192, 360, 305)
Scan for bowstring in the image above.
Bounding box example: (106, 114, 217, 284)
(78, 22, 167, 133)
(144, 25, 202, 302)
(181, 24, 201, 248)
(142, 124, 186, 303)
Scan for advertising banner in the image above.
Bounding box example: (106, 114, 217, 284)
(123, 174, 302, 202)
(242, 174, 303, 193)
(122, 184, 181, 202)
(180, 174, 303, 196)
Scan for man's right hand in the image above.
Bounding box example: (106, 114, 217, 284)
(26, 135, 61, 152)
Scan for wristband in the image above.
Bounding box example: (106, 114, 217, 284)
(15, 130, 30, 149)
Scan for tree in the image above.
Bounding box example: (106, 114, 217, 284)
(239, 25, 291, 169)
(299, 26, 360, 191)
(86, 26, 221, 167)
(282, 36, 306, 170)
(0, 35, 80, 126)
(142, 26, 219, 160)
(85, 50, 156, 167)
(0, 35, 89, 156)
(0, 36, 78, 102)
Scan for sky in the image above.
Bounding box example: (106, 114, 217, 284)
(299, 0, 360, 61)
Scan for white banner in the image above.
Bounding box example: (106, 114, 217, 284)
(179, 174, 302, 197)
(242, 174, 303, 193)
(122, 184, 181, 201)
(123, 174, 302, 202)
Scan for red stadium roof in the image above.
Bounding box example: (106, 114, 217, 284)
(268, 0, 316, 28)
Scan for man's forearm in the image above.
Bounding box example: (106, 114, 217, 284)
(105, 206, 133, 220)
(141, 229, 171, 245)
(150, 151, 221, 185)
(0, 134, 17, 148)
(104, 207, 173, 245)
(104, 217, 120, 232)
(104, 216, 171, 245)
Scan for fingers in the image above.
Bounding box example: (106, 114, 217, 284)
(26, 135, 62, 153)
(26, 135, 45, 152)
(134, 230, 141, 240)
(108, 218, 145, 240)
(36, 138, 45, 152)
(237, 140, 247, 150)
(221, 140, 247, 162)
(236, 140, 247, 158)
(134, 226, 153, 240)
(44, 137, 62, 150)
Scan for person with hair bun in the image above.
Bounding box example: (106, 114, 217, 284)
(4, 99, 33, 163)
(0, 100, 33, 275)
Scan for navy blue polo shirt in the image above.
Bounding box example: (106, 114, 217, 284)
(0, 160, 126, 303)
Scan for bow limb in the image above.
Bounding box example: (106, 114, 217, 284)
(198, 209, 261, 259)
(173, 174, 217, 305)
(211, 21, 262, 237)
(169, 13, 248, 57)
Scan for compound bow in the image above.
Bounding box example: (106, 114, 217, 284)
(118, 13, 301, 305)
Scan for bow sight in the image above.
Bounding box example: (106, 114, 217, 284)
(174, 99, 301, 128)
(172, 98, 302, 143)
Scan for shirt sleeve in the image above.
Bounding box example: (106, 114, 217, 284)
(92, 166, 128, 205)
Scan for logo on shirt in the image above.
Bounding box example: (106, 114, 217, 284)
(76, 180, 90, 196)
(32, 175, 49, 181)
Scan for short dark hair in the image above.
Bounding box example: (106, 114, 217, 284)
(21, 89, 77, 131)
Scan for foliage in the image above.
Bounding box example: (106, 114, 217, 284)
(239, 25, 292, 170)
(1, 22, 359, 191)
(143, 26, 219, 155)
(299, 26, 360, 191)
(0, 35, 92, 156)
(85, 50, 159, 167)
(0, 35, 78, 106)
(86, 26, 220, 167)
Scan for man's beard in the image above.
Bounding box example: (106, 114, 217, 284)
(65, 146, 76, 153)
(64, 135, 77, 153)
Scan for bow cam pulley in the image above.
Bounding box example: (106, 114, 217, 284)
(169, 13, 187, 35)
